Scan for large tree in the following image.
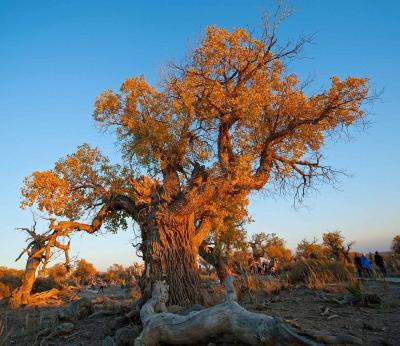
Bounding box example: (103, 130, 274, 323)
(20, 13, 369, 305)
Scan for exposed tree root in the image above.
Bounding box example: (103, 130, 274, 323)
(29, 288, 59, 302)
(9, 288, 61, 309)
(135, 276, 320, 346)
(285, 319, 362, 345)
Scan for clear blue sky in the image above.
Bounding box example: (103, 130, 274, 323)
(1, 0, 399, 271)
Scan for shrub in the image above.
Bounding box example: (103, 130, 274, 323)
(47, 263, 68, 285)
(0, 282, 11, 300)
(387, 255, 400, 276)
(32, 276, 61, 293)
(0, 267, 23, 290)
(284, 259, 354, 289)
(129, 287, 141, 301)
(234, 275, 288, 303)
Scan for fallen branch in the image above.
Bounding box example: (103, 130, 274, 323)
(29, 289, 59, 303)
(135, 276, 320, 346)
(87, 310, 119, 319)
(285, 320, 362, 345)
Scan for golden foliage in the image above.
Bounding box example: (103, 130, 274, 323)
(21, 144, 132, 225)
(47, 263, 68, 284)
(93, 22, 368, 188)
(73, 259, 97, 285)
(251, 232, 292, 262)
(296, 238, 325, 259)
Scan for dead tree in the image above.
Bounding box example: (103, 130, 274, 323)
(9, 220, 72, 309)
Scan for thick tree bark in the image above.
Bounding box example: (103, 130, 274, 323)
(140, 213, 202, 306)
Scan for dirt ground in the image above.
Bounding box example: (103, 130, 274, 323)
(1, 279, 399, 345)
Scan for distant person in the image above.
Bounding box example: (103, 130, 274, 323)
(270, 265, 277, 277)
(98, 281, 105, 293)
(361, 254, 373, 277)
(262, 262, 268, 275)
(354, 253, 363, 277)
(374, 251, 387, 277)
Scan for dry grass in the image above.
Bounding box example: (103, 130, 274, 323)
(0, 267, 23, 301)
(387, 255, 400, 276)
(0, 284, 11, 300)
(234, 275, 290, 304)
(284, 259, 355, 289)
(0, 317, 12, 346)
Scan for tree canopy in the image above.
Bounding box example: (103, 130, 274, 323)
(21, 19, 369, 230)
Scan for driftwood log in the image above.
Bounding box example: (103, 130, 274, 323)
(134, 276, 319, 346)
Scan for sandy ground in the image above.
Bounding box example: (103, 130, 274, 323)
(1, 279, 399, 345)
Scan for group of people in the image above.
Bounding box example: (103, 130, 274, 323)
(354, 251, 387, 278)
(255, 258, 279, 277)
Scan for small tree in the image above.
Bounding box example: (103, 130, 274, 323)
(104, 264, 126, 285)
(199, 200, 250, 280)
(47, 263, 68, 285)
(322, 231, 353, 262)
(296, 238, 325, 259)
(125, 263, 143, 287)
(391, 235, 400, 254)
(73, 259, 97, 285)
(251, 232, 292, 263)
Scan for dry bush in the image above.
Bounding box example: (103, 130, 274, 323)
(129, 287, 141, 301)
(32, 277, 61, 293)
(0, 267, 23, 300)
(234, 275, 288, 303)
(387, 255, 400, 276)
(345, 281, 382, 306)
(200, 284, 226, 307)
(0, 283, 11, 300)
(284, 259, 355, 289)
(0, 267, 23, 292)
(47, 263, 68, 285)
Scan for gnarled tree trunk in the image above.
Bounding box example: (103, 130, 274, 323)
(140, 212, 202, 306)
(9, 246, 42, 308)
(10, 224, 71, 309)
